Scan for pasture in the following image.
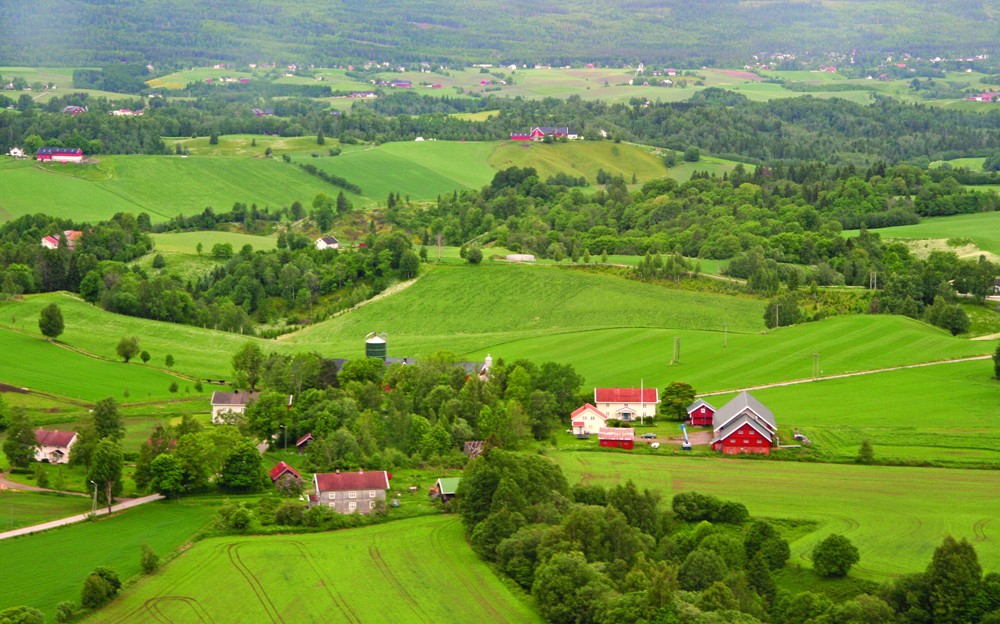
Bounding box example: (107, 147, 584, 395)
(89, 515, 542, 624)
(163, 135, 325, 158)
(0, 498, 219, 620)
(489, 141, 667, 184)
(290, 140, 499, 203)
(665, 155, 753, 182)
(710, 358, 1000, 466)
(850, 212, 1000, 257)
(0, 490, 92, 530)
(0, 156, 335, 223)
(551, 450, 1000, 578)
(0, 325, 203, 403)
(0, 292, 274, 386)
(152, 231, 277, 254)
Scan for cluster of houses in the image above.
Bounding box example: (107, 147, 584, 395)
(510, 127, 578, 141)
(41, 230, 83, 250)
(572, 387, 779, 455)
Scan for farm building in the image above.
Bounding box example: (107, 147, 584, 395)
(505, 254, 535, 262)
(41, 230, 83, 250)
(598, 427, 635, 449)
(710, 391, 777, 455)
(36, 147, 83, 163)
(210, 391, 260, 424)
(34, 430, 77, 464)
(269, 461, 302, 486)
(571, 403, 607, 435)
(594, 387, 659, 423)
(529, 126, 576, 140)
(295, 432, 314, 453)
(8, 147, 25, 159)
(686, 399, 716, 427)
(430, 477, 460, 503)
(314, 236, 340, 250)
(311, 470, 390, 514)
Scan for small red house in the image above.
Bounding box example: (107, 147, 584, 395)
(269, 461, 301, 483)
(686, 399, 716, 427)
(710, 391, 777, 455)
(598, 427, 634, 449)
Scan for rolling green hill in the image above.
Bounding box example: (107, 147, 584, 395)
(0, 156, 336, 223)
(490, 141, 667, 184)
(848, 212, 1000, 257)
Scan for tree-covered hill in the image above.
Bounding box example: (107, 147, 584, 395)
(3, 0, 1000, 67)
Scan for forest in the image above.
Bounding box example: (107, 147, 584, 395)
(1, 0, 998, 67)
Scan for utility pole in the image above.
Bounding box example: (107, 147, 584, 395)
(774, 304, 781, 329)
(812, 352, 820, 379)
(672, 337, 681, 365)
(89, 480, 98, 517)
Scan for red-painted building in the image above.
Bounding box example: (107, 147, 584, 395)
(36, 147, 83, 163)
(598, 427, 634, 449)
(710, 391, 777, 455)
(686, 399, 716, 427)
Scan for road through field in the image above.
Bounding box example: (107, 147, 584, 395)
(699, 354, 991, 397)
(0, 494, 164, 541)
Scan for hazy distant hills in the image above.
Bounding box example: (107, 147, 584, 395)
(2, 0, 1000, 67)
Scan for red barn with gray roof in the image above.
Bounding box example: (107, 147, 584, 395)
(710, 391, 777, 454)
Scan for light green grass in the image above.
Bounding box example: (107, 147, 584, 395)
(0, 325, 205, 403)
(0, 498, 219, 619)
(490, 141, 667, 183)
(713, 359, 1000, 466)
(147, 68, 255, 90)
(847, 212, 1000, 256)
(163, 135, 325, 158)
(551, 450, 1000, 578)
(292, 141, 499, 203)
(666, 155, 753, 182)
(89, 515, 543, 624)
(930, 157, 987, 170)
(0, 292, 277, 385)
(152, 231, 277, 254)
(0, 490, 92, 530)
(0, 156, 337, 223)
(452, 109, 501, 121)
(283, 264, 767, 359)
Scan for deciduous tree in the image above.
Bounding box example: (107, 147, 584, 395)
(88, 439, 124, 512)
(38, 303, 64, 340)
(2, 408, 38, 469)
(812, 534, 860, 578)
(116, 336, 139, 362)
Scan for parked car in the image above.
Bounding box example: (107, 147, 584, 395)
(640, 432, 657, 439)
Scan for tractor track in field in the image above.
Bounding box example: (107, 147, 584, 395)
(227, 542, 285, 624)
(369, 545, 432, 624)
(431, 519, 511, 624)
(145, 596, 213, 624)
(974, 518, 993, 542)
(288, 540, 361, 624)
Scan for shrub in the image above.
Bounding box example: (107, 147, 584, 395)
(812, 534, 860, 578)
(80, 567, 120, 609)
(141, 543, 159, 574)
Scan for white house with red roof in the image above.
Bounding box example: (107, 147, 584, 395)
(594, 387, 659, 423)
(34, 430, 78, 464)
(41, 230, 84, 250)
(311, 470, 390, 514)
(570, 403, 607, 435)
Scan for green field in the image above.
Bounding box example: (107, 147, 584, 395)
(0, 324, 206, 403)
(163, 135, 326, 158)
(0, 490, 92, 530)
(550, 450, 1000, 578)
(291, 141, 499, 203)
(849, 212, 1000, 257)
(89, 515, 542, 624)
(0, 293, 276, 386)
(709, 359, 1000, 466)
(0, 498, 219, 619)
(0, 156, 335, 223)
(152, 231, 277, 254)
(284, 264, 988, 388)
(665, 155, 754, 182)
(490, 141, 667, 184)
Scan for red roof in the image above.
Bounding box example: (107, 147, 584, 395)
(269, 461, 301, 482)
(35, 430, 77, 447)
(314, 470, 390, 491)
(594, 388, 658, 403)
(571, 403, 606, 418)
(296, 432, 314, 447)
(598, 427, 634, 441)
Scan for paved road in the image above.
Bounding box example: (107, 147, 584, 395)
(0, 494, 164, 541)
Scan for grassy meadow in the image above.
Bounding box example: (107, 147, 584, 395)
(89, 515, 542, 624)
(151, 231, 277, 254)
(0, 156, 335, 223)
(162, 134, 325, 158)
(551, 450, 1000, 578)
(0, 498, 220, 620)
(0, 490, 92, 530)
(851, 212, 1000, 257)
(489, 141, 667, 184)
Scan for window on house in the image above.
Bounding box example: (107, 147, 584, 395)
(369, 501, 375, 510)
(369, 490, 376, 498)
(327, 492, 334, 500)
(743, 439, 749, 444)
(349, 491, 357, 499)
(348, 502, 356, 511)
(328, 503, 335, 508)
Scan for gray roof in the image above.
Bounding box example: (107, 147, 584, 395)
(712, 391, 776, 432)
(710, 414, 774, 445)
(210, 391, 260, 407)
(686, 398, 716, 414)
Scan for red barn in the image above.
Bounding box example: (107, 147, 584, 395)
(686, 399, 716, 427)
(710, 391, 777, 455)
(36, 147, 83, 163)
(598, 427, 634, 449)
